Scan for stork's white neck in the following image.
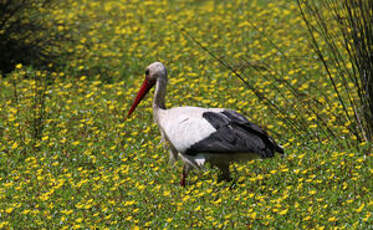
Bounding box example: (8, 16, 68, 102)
(153, 77, 167, 122)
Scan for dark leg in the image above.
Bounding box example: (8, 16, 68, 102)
(180, 164, 190, 187)
(217, 164, 232, 182)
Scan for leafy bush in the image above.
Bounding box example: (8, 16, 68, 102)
(0, 0, 70, 74)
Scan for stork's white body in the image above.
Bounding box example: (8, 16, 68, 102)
(128, 62, 284, 186)
(157, 106, 223, 154)
(156, 106, 259, 168)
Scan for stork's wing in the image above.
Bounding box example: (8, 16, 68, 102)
(184, 110, 283, 158)
(222, 110, 284, 154)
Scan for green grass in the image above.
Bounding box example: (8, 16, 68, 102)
(0, 0, 372, 229)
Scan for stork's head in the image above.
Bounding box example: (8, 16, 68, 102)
(145, 62, 167, 81)
(127, 62, 167, 118)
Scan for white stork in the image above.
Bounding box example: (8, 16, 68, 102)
(127, 62, 284, 186)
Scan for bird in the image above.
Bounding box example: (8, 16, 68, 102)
(127, 62, 284, 186)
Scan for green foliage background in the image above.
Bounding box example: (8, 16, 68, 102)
(0, 0, 371, 229)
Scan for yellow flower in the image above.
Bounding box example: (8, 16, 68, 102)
(328, 216, 337, 222)
(0, 222, 9, 228)
(354, 203, 365, 213)
(363, 212, 371, 222)
(309, 190, 317, 195)
(11, 142, 18, 149)
(5, 207, 14, 213)
(279, 209, 288, 215)
(72, 141, 80, 146)
(131, 226, 140, 230)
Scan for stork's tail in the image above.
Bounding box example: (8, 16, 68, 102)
(275, 143, 284, 154)
(268, 136, 284, 155)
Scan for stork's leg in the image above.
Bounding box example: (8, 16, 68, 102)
(180, 164, 190, 187)
(168, 146, 179, 166)
(217, 164, 232, 182)
(159, 130, 179, 166)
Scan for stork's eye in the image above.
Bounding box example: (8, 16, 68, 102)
(145, 69, 149, 75)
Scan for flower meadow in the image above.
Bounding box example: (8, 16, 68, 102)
(0, 0, 372, 229)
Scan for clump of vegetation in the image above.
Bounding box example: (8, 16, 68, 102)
(0, 0, 71, 74)
(297, 0, 373, 144)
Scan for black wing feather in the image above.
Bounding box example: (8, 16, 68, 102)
(185, 110, 283, 158)
(222, 110, 284, 154)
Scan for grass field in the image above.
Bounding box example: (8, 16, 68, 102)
(0, 0, 372, 229)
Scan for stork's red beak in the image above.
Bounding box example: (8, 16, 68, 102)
(127, 78, 155, 118)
